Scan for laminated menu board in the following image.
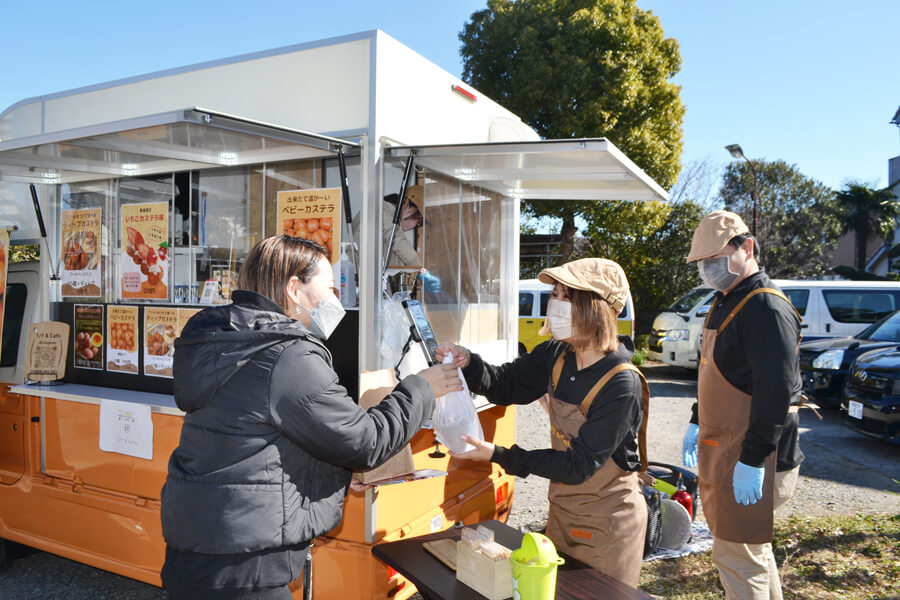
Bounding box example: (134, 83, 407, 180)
(61, 208, 101, 297)
(25, 321, 69, 382)
(143, 307, 177, 378)
(120, 202, 169, 300)
(73, 304, 104, 370)
(277, 188, 341, 265)
(107, 305, 139, 373)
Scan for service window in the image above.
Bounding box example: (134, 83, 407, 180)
(823, 290, 900, 323)
(782, 289, 810, 316)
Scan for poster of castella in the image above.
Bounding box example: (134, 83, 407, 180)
(61, 208, 101, 297)
(107, 305, 139, 373)
(120, 202, 169, 300)
(276, 188, 341, 265)
(143, 307, 177, 378)
(73, 304, 104, 370)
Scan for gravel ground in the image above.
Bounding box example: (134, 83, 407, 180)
(2, 362, 898, 598)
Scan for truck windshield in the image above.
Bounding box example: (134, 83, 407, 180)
(668, 287, 712, 314)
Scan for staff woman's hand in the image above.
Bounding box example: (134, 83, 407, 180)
(434, 343, 471, 369)
(451, 435, 495, 462)
(417, 363, 463, 397)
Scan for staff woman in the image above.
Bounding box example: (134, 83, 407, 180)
(437, 258, 649, 586)
(161, 235, 461, 599)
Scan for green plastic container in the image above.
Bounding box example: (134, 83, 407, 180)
(510, 532, 565, 600)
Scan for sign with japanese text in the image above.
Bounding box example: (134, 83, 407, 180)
(0, 230, 7, 363)
(25, 321, 69, 381)
(177, 307, 202, 335)
(107, 305, 139, 373)
(120, 202, 169, 300)
(143, 307, 177, 378)
(74, 304, 104, 370)
(61, 208, 101, 297)
(99, 399, 153, 460)
(277, 188, 341, 265)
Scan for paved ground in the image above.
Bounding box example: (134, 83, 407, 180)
(1, 362, 897, 599)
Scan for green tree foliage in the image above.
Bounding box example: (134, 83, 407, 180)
(460, 0, 685, 263)
(833, 182, 899, 271)
(579, 199, 705, 311)
(719, 160, 841, 279)
(9, 244, 39, 262)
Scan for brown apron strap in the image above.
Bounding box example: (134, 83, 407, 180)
(717, 287, 801, 333)
(579, 362, 651, 473)
(551, 351, 567, 391)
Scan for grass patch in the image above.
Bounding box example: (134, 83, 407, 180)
(639, 513, 900, 599)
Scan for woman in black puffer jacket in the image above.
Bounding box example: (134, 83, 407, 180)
(160, 236, 461, 599)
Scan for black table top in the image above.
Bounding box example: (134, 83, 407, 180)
(372, 520, 654, 600)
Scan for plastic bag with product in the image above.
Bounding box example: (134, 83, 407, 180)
(379, 292, 411, 369)
(433, 351, 485, 453)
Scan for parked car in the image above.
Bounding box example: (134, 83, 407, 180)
(841, 347, 900, 444)
(799, 310, 900, 408)
(518, 279, 635, 355)
(651, 280, 900, 370)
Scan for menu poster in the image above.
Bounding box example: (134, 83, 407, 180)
(143, 307, 177, 378)
(0, 230, 7, 364)
(277, 188, 341, 265)
(73, 304, 104, 370)
(25, 321, 70, 381)
(60, 208, 102, 297)
(120, 202, 169, 300)
(177, 307, 202, 336)
(107, 305, 139, 374)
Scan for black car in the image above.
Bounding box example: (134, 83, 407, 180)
(842, 348, 900, 444)
(799, 310, 900, 408)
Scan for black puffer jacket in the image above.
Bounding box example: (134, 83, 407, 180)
(161, 290, 434, 555)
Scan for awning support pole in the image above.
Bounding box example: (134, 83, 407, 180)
(337, 149, 358, 283)
(30, 184, 60, 280)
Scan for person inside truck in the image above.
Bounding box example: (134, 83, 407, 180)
(160, 235, 462, 600)
(436, 257, 649, 588)
(352, 190, 441, 295)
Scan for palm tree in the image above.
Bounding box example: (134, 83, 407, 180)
(834, 182, 899, 271)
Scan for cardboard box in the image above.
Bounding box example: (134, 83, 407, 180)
(456, 540, 513, 600)
(353, 369, 416, 484)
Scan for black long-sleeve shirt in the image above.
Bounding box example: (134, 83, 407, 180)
(462, 338, 644, 485)
(691, 271, 804, 470)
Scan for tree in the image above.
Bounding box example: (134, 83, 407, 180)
(718, 160, 841, 278)
(834, 182, 900, 271)
(460, 0, 685, 263)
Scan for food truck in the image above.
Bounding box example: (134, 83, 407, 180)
(0, 30, 668, 598)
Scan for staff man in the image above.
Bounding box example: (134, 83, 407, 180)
(681, 210, 803, 599)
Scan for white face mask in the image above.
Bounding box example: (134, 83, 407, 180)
(300, 292, 346, 340)
(698, 255, 738, 291)
(545, 298, 573, 341)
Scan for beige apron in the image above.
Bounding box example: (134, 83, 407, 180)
(544, 353, 650, 587)
(698, 288, 796, 544)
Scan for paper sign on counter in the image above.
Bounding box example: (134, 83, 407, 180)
(99, 399, 153, 460)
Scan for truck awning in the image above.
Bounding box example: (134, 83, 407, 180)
(387, 139, 668, 202)
(0, 108, 359, 184)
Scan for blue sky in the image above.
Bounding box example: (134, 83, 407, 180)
(1, 1, 897, 193)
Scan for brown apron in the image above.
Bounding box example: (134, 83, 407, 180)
(544, 353, 650, 587)
(698, 288, 796, 544)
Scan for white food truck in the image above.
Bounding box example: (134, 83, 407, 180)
(0, 30, 667, 598)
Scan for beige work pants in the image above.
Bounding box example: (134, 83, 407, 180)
(711, 467, 799, 600)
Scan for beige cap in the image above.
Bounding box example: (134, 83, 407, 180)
(538, 258, 629, 312)
(686, 210, 750, 263)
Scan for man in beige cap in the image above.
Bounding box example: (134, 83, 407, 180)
(683, 210, 803, 599)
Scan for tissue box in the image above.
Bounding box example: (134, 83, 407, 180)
(456, 539, 513, 600)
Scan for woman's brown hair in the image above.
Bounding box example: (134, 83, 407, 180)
(567, 286, 620, 353)
(237, 235, 328, 313)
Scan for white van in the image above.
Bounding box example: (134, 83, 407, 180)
(649, 280, 900, 369)
(518, 279, 635, 355)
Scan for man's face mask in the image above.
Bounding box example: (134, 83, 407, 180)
(698, 254, 738, 291)
(301, 292, 346, 340)
(543, 298, 573, 341)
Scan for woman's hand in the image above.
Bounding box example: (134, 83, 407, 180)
(434, 343, 471, 369)
(450, 435, 495, 462)
(417, 363, 463, 397)
(349, 478, 373, 493)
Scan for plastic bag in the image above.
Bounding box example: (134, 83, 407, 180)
(433, 352, 484, 453)
(379, 292, 412, 369)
